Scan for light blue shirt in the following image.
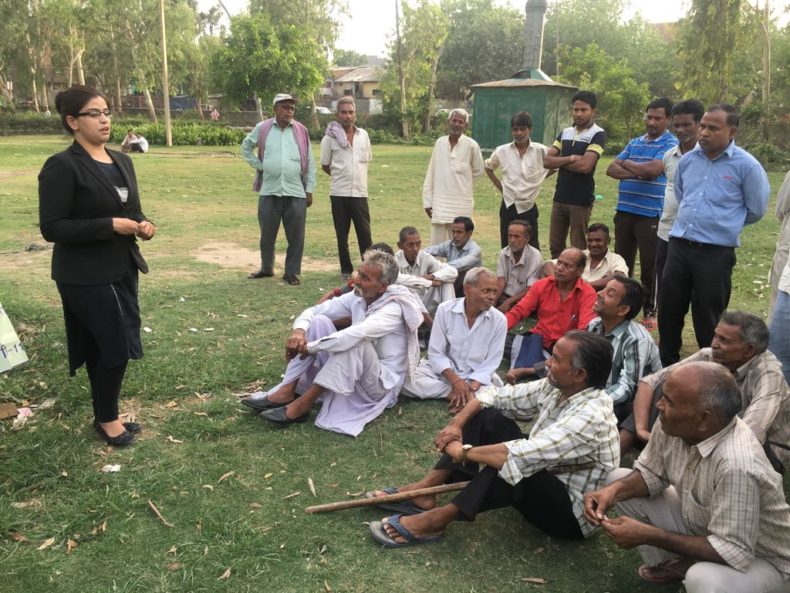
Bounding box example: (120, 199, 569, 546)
(424, 238, 482, 272)
(670, 141, 770, 247)
(241, 121, 316, 197)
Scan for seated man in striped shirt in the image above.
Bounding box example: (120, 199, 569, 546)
(585, 362, 790, 591)
(366, 331, 619, 547)
(587, 275, 661, 425)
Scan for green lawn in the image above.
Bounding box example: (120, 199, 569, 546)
(0, 135, 787, 593)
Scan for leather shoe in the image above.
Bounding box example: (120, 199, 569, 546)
(93, 422, 136, 446)
(249, 270, 274, 279)
(95, 419, 142, 434)
(259, 406, 309, 426)
(282, 274, 301, 285)
(241, 395, 288, 412)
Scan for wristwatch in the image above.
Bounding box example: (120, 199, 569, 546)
(459, 444, 473, 462)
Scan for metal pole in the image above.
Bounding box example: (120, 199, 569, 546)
(159, 0, 172, 147)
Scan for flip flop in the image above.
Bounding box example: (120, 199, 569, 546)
(363, 487, 426, 516)
(369, 514, 444, 548)
(637, 560, 689, 584)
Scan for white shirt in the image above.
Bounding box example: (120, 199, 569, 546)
(428, 298, 507, 384)
(422, 134, 485, 223)
(485, 141, 551, 213)
(319, 127, 372, 197)
(394, 250, 458, 293)
(496, 245, 544, 297)
(293, 288, 415, 391)
(582, 249, 629, 283)
(657, 144, 683, 241)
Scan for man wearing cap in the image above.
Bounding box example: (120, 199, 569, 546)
(423, 109, 484, 246)
(242, 93, 317, 285)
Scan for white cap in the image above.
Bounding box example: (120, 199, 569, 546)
(273, 93, 298, 106)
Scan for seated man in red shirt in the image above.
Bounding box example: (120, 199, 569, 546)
(505, 248, 597, 383)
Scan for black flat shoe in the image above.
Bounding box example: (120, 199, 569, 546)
(241, 396, 289, 412)
(248, 270, 274, 279)
(123, 421, 143, 434)
(93, 422, 136, 446)
(259, 406, 309, 426)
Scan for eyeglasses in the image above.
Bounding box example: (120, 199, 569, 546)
(75, 109, 112, 118)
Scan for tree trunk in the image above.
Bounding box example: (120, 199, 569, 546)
(0, 74, 15, 110)
(76, 49, 85, 85)
(142, 86, 157, 122)
(109, 25, 123, 114)
(253, 91, 263, 120)
(422, 48, 443, 133)
(395, 0, 410, 140)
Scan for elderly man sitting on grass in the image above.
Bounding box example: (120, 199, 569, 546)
(365, 331, 619, 547)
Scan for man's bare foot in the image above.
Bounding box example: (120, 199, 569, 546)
(505, 367, 534, 385)
(381, 511, 445, 543)
(263, 384, 298, 405)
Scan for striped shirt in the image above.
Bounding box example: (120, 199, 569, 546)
(477, 381, 620, 537)
(615, 131, 678, 218)
(587, 318, 662, 405)
(641, 348, 789, 464)
(635, 418, 790, 576)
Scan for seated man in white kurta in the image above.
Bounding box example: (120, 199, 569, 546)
(394, 226, 458, 316)
(242, 251, 424, 437)
(401, 267, 507, 413)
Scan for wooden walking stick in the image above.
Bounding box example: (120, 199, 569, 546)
(304, 481, 470, 514)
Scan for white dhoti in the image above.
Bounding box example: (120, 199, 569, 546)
(400, 359, 503, 400)
(607, 468, 787, 593)
(421, 283, 456, 316)
(260, 315, 399, 437)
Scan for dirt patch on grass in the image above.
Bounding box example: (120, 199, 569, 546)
(1, 246, 51, 271)
(193, 241, 335, 273)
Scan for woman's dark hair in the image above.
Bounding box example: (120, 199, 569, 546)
(54, 85, 105, 135)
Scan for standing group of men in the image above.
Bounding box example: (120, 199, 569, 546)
(239, 91, 790, 592)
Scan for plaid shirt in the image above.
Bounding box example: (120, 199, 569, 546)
(635, 418, 790, 576)
(476, 380, 620, 537)
(587, 318, 662, 405)
(641, 348, 790, 464)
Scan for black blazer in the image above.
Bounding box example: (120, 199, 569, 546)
(39, 141, 150, 285)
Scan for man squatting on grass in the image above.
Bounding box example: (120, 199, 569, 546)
(365, 331, 619, 547)
(585, 362, 790, 592)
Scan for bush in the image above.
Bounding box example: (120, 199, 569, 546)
(109, 121, 245, 146)
(0, 113, 62, 135)
(741, 142, 790, 168)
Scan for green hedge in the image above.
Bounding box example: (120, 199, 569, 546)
(109, 121, 245, 146)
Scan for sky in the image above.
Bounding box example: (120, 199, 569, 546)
(199, 0, 788, 57)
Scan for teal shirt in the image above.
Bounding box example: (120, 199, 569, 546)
(241, 121, 317, 197)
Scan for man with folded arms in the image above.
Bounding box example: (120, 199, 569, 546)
(584, 362, 790, 591)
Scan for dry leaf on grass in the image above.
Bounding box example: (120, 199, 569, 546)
(217, 471, 235, 484)
(283, 491, 301, 500)
(218, 568, 231, 580)
(324, 580, 332, 592)
(167, 546, 178, 555)
(249, 502, 262, 509)
(193, 412, 208, 417)
(166, 435, 184, 444)
(202, 484, 214, 491)
(308, 478, 317, 497)
(66, 539, 77, 554)
(37, 537, 56, 551)
(167, 562, 184, 571)
(9, 531, 29, 543)
(164, 401, 178, 408)
(521, 577, 547, 585)
(147, 499, 174, 528)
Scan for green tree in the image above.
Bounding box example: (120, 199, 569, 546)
(333, 48, 369, 67)
(209, 13, 326, 110)
(555, 43, 650, 141)
(435, 0, 524, 101)
(381, 0, 450, 137)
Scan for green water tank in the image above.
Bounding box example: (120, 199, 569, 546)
(471, 72, 577, 151)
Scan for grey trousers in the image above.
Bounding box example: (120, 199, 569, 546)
(258, 195, 306, 277)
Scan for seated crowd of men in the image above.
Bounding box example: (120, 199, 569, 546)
(240, 96, 789, 592)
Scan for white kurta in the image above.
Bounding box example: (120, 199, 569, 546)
(402, 297, 507, 399)
(394, 250, 458, 314)
(422, 134, 484, 223)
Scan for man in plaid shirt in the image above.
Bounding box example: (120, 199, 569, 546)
(367, 331, 619, 547)
(585, 362, 790, 591)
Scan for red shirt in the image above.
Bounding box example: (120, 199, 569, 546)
(505, 275, 597, 349)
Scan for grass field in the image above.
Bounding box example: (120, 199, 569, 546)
(1, 135, 788, 593)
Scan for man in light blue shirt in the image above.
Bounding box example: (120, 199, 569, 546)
(241, 93, 317, 285)
(658, 104, 770, 365)
(425, 216, 482, 296)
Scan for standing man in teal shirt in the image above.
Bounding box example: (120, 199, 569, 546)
(242, 93, 317, 285)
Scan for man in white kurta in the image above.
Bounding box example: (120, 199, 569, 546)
(246, 251, 424, 437)
(395, 227, 458, 315)
(423, 109, 484, 245)
(402, 268, 507, 413)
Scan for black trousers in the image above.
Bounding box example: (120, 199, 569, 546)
(330, 195, 372, 274)
(614, 211, 658, 316)
(434, 408, 583, 540)
(500, 202, 540, 252)
(657, 237, 735, 365)
(654, 237, 669, 314)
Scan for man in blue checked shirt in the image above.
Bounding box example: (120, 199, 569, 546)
(657, 104, 770, 366)
(607, 98, 678, 328)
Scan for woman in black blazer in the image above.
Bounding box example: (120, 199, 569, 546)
(38, 85, 156, 446)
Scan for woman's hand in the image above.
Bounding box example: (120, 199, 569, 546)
(137, 221, 156, 240)
(112, 218, 140, 235)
